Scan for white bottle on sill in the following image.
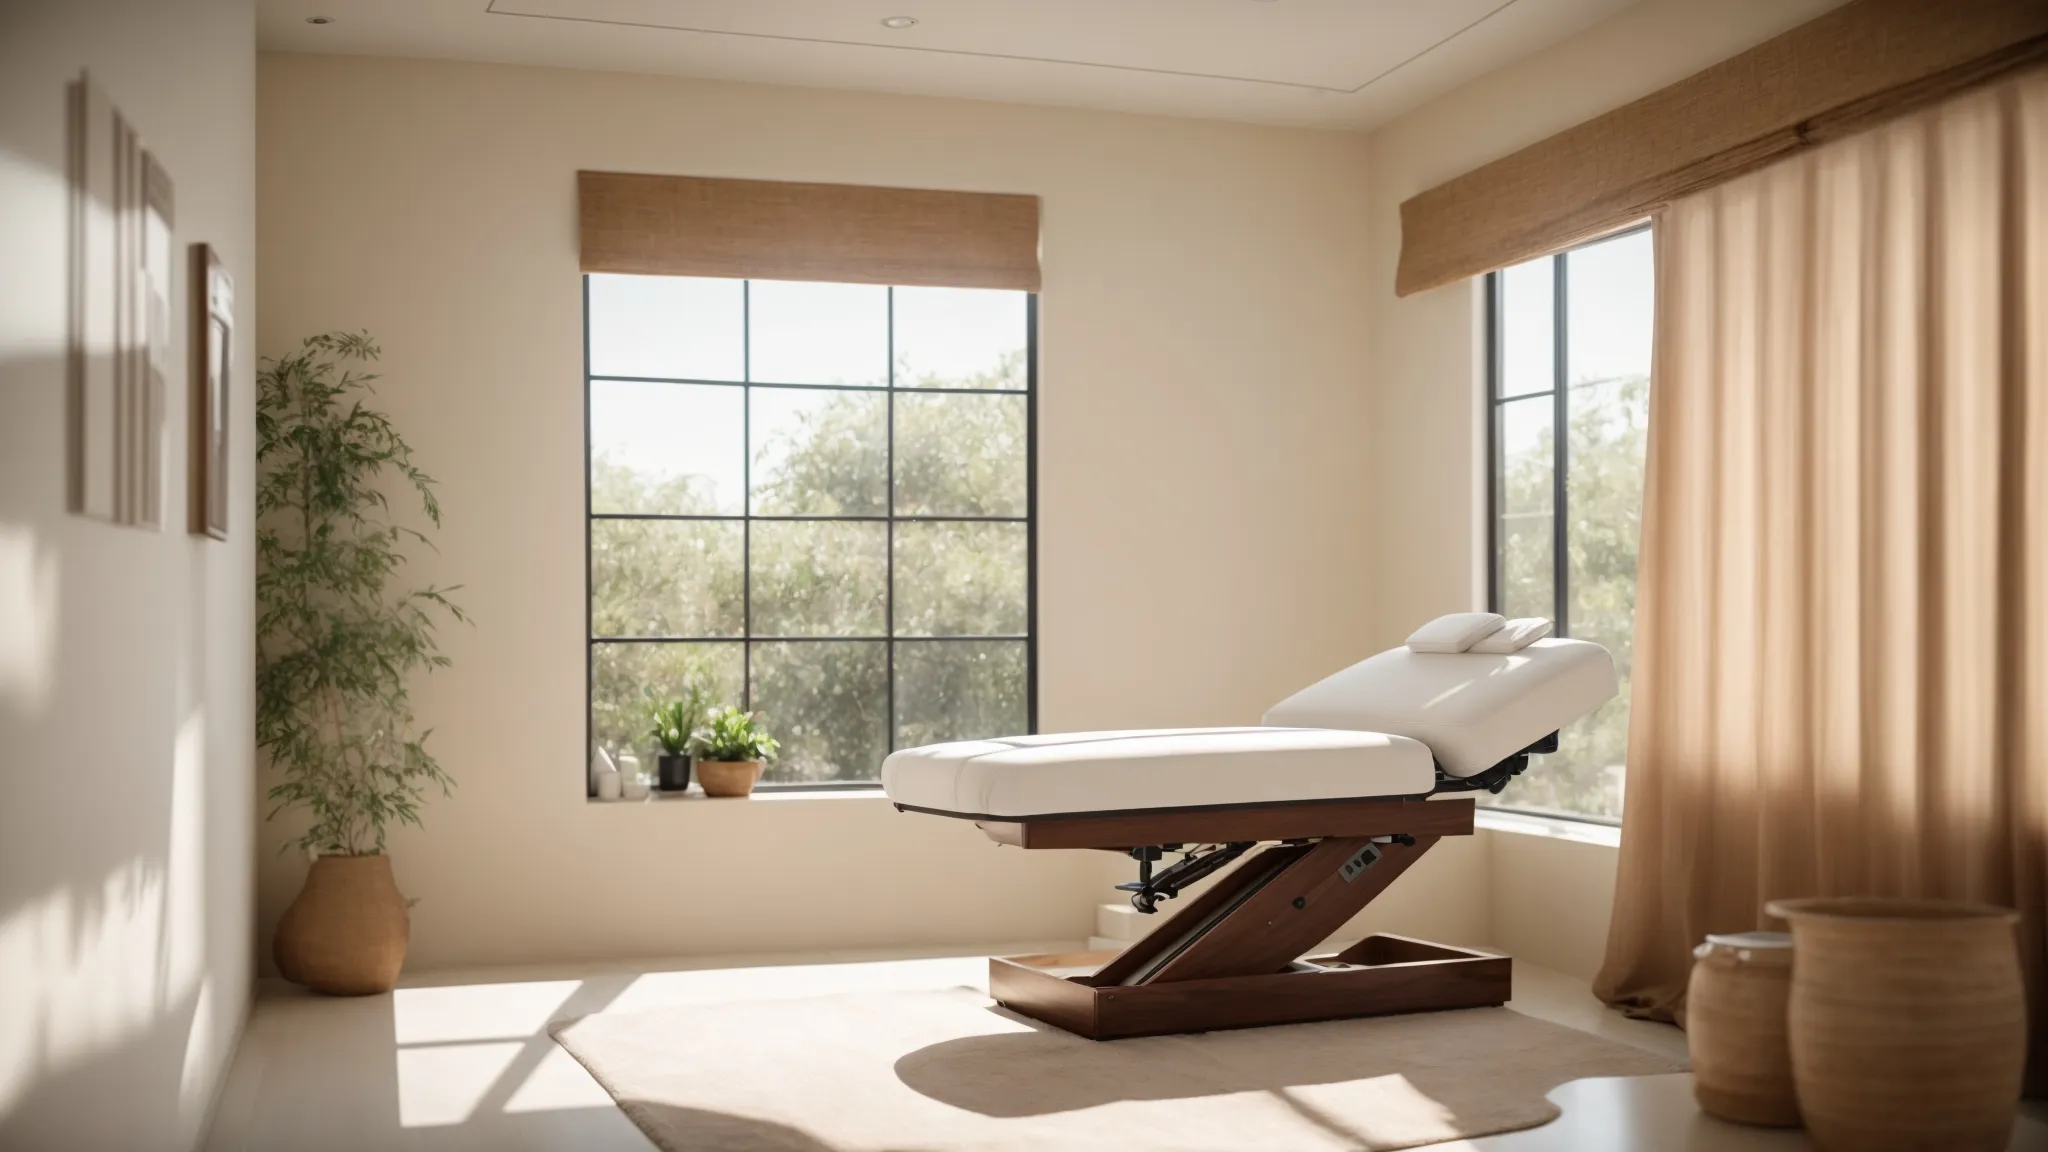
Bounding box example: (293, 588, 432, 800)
(591, 746, 622, 800)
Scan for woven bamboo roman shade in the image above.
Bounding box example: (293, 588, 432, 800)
(578, 171, 1041, 292)
(1394, 0, 2048, 297)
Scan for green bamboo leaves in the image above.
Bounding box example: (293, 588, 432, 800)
(257, 332, 467, 856)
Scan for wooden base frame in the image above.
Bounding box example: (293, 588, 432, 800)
(992, 935, 1510, 1040)
(968, 797, 1509, 1039)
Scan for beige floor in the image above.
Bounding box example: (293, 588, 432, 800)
(202, 943, 2048, 1152)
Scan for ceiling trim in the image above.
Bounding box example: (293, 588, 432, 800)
(481, 0, 1524, 95)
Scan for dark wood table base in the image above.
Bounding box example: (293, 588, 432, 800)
(990, 935, 1511, 1040)
(897, 796, 1502, 1039)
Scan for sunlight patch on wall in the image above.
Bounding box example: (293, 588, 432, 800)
(0, 713, 213, 1122)
(0, 525, 60, 715)
(167, 711, 207, 995)
(0, 145, 69, 365)
(0, 858, 170, 1115)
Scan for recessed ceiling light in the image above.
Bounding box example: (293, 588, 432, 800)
(306, 15, 335, 23)
(880, 16, 918, 29)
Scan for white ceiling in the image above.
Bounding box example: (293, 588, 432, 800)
(255, 0, 1645, 130)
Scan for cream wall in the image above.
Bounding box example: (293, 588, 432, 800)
(255, 53, 1381, 971)
(1357, 0, 1854, 976)
(0, 2, 257, 1149)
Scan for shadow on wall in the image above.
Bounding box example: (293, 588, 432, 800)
(0, 710, 233, 1148)
(0, 346, 242, 1148)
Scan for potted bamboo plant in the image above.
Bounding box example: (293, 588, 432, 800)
(691, 707, 779, 797)
(257, 332, 464, 996)
(646, 683, 709, 793)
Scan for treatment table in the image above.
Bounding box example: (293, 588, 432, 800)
(882, 614, 1617, 1039)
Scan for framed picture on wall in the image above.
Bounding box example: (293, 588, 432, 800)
(190, 243, 231, 540)
(69, 70, 174, 530)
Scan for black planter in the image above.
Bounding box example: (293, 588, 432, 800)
(657, 753, 693, 793)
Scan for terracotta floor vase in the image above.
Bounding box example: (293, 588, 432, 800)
(1767, 897, 2023, 1152)
(274, 853, 410, 995)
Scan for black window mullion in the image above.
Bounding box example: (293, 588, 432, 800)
(1551, 255, 1570, 638)
(1485, 271, 1501, 616)
(595, 633, 1026, 644)
(590, 512, 1024, 523)
(885, 286, 897, 754)
(741, 279, 752, 711)
(1025, 293, 1039, 738)
(587, 374, 1023, 397)
(583, 275, 595, 795)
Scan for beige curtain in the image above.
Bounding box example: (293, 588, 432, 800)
(1595, 67, 2048, 1084)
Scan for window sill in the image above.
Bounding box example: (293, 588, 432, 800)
(588, 784, 888, 805)
(1474, 808, 1623, 848)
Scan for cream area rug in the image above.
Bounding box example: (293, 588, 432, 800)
(550, 988, 1684, 1151)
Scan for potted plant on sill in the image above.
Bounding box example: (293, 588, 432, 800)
(257, 332, 465, 996)
(691, 707, 779, 798)
(646, 683, 708, 793)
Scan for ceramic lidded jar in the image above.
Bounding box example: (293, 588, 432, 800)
(1687, 930, 1798, 1126)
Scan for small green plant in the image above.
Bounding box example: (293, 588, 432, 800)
(691, 707, 780, 763)
(256, 331, 466, 857)
(646, 683, 710, 756)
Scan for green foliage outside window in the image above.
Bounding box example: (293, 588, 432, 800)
(1489, 373, 1648, 820)
(589, 346, 1029, 783)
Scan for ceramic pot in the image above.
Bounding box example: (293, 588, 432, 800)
(620, 773, 650, 801)
(657, 753, 692, 793)
(594, 766, 622, 800)
(1687, 930, 1797, 1126)
(698, 759, 763, 798)
(1768, 897, 2024, 1152)
(274, 854, 409, 996)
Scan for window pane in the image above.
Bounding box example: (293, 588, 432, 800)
(1565, 376, 1648, 657)
(894, 521, 1026, 636)
(893, 287, 1027, 390)
(1566, 230, 1654, 386)
(749, 520, 886, 637)
(749, 386, 887, 516)
(1499, 255, 1554, 398)
(1487, 229, 1652, 823)
(894, 392, 1026, 517)
(895, 640, 1027, 750)
(747, 280, 887, 386)
(590, 520, 743, 638)
(591, 642, 743, 771)
(1496, 395, 1554, 621)
(588, 274, 743, 382)
(750, 641, 887, 783)
(590, 381, 743, 515)
(1531, 374, 1649, 824)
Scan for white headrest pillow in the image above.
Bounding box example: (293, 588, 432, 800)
(1406, 612, 1504, 653)
(1469, 617, 1553, 653)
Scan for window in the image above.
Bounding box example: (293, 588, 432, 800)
(585, 275, 1035, 787)
(1485, 226, 1653, 822)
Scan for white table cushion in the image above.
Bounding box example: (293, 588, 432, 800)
(1467, 617, 1554, 654)
(1262, 638, 1616, 778)
(881, 727, 1436, 819)
(1405, 612, 1506, 653)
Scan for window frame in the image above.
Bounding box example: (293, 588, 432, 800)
(1482, 222, 1649, 827)
(582, 275, 1039, 793)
